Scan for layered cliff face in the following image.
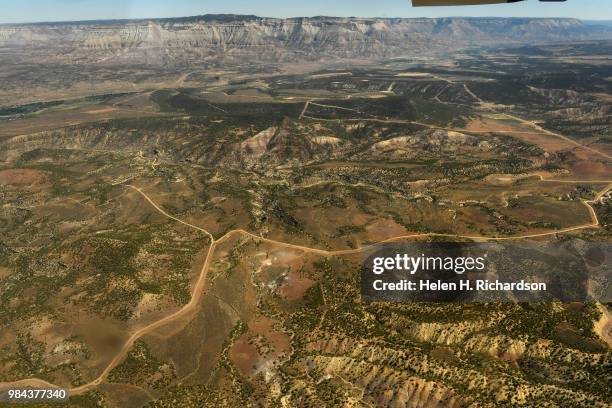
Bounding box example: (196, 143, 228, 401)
(1, 15, 611, 62)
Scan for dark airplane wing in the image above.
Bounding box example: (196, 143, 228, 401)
(412, 0, 565, 6)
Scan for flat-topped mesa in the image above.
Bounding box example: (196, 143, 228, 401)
(1, 15, 610, 61)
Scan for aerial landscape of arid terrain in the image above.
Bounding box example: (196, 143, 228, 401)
(0, 12, 611, 407)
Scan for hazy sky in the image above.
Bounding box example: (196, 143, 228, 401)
(1, 0, 610, 24)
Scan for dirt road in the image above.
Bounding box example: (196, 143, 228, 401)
(1, 175, 610, 396)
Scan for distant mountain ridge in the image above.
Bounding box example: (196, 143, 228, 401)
(1, 15, 611, 62)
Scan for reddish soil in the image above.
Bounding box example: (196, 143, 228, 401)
(279, 271, 315, 301)
(464, 118, 519, 133)
(465, 118, 579, 154)
(249, 317, 289, 349)
(351, 213, 369, 226)
(0, 169, 48, 185)
(366, 218, 407, 242)
(568, 156, 612, 178)
(229, 337, 259, 375)
(0, 267, 11, 279)
(230, 316, 290, 376)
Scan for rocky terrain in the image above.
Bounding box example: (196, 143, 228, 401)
(0, 15, 611, 407)
(1, 15, 612, 63)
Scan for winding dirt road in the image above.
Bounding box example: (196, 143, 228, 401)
(3, 78, 612, 394)
(1, 177, 610, 396)
(300, 84, 612, 161)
